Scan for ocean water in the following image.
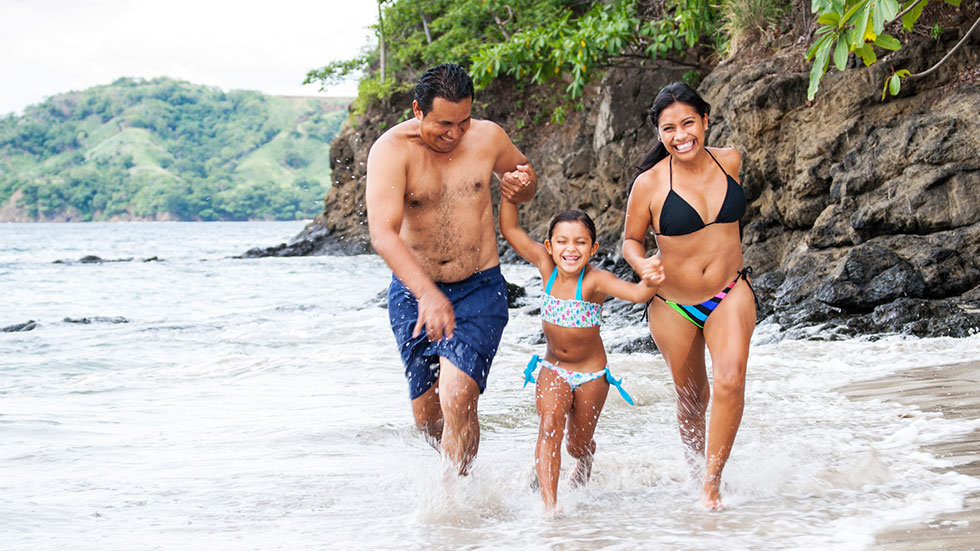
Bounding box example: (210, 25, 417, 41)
(2, 221, 978, 550)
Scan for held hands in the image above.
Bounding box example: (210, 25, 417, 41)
(501, 164, 537, 203)
(413, 287, 456, 342)
(639, 255, 666, 288)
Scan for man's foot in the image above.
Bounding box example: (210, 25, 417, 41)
(569, 455, 593, 488)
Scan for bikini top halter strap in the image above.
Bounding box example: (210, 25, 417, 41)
(544, 268, 585, 301)
(669, 148, 730, 189)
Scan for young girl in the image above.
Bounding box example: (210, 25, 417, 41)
(499, 197, 665, 517)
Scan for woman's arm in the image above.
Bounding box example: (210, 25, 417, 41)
(499, 198, 552, 272)
(622, 173, 663, 283)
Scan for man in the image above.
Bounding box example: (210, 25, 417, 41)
(366, 63, 536, 474)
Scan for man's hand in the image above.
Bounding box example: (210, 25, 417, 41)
(413, 288, 456, 341)
(501, 164, 537, 203)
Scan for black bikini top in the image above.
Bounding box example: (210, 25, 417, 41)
(655, 149, 746, 237)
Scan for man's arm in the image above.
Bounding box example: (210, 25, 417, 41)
(365, 138, 456, 341)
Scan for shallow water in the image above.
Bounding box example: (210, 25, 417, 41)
(2, 221, 978, 550)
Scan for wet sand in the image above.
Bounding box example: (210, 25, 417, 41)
(843, 360, 980, 551)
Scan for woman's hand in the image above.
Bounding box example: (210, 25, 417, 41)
(637, 255, 665, 287)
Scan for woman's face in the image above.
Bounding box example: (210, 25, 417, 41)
(657, 102, 708, 159)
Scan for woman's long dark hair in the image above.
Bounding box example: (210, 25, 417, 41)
(631, 82, 712, 187)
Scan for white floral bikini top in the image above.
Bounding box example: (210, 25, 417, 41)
(540, 268, 603, 328)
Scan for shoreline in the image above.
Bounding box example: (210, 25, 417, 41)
(843, 360, 980, 550)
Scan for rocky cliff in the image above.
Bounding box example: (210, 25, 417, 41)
(245, 31, 980, 339)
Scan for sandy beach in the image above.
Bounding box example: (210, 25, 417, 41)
(844, 360, 980, 550)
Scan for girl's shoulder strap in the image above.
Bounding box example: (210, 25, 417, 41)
(576, 267, 585, 301)
(544, 268, 558, 295)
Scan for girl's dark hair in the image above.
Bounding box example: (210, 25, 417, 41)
(631, 82, 712, 184)
(547, 210, 597, 243)
(414, 63, 475, 115)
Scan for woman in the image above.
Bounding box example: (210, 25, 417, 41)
(623, 82, 755, 510)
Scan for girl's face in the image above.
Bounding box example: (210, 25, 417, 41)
(546, 221, 598, 274)
(657, 101, 708, 159)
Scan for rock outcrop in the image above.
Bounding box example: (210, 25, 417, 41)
(253, 30, 980, 339)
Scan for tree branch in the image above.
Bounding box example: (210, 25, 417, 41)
(895, 0, 923, 22)
(909, 15, 980, 80)
(493, 5, 514, 41)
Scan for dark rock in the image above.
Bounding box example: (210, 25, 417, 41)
(63, 316, 128, 324)
(506, 281, 526, 309)
(55, 255, 136, 264)
(3, 320, 37, 332)
(237, 220, 371, 258)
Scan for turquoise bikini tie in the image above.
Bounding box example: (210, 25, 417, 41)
(604, 368, 635, 405)
(524, 355, 634, 405)
(523, 355, 540, 388)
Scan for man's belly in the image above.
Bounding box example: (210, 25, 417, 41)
(405, 229, 498, 282)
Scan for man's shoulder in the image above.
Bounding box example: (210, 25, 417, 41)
(465, 118, 512, 153)
(468, 118, 506, 136)
(370, 120, 417, 155)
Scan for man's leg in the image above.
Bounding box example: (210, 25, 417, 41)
(410, 382, 443, 450)
(437, 356, 481, 475)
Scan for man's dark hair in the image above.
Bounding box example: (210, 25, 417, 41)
(414, 63, 475, 115)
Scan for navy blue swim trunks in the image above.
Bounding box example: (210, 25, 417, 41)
(388, 265, 509, 400)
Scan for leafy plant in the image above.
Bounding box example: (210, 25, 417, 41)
(804, 0, 974, 101)
(470, 0, 721, 100)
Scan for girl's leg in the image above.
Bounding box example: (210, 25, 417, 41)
(564, 375, 610, 487)
(535, 367, 574, 514)
(701, 281, 756, 509)
(649, 300, 710, 460)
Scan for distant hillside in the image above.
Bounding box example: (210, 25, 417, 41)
(0, 77, 351, 221)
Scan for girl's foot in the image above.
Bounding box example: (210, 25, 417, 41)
(569, 454, 593, 488)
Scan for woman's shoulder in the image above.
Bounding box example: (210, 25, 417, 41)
(632, 156, 671, 191)
(707, 146, 741, 175)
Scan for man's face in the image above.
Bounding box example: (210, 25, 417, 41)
(413, 96, 472, 153)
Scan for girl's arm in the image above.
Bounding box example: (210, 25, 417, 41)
(591, 268, 664, 303)
(499, 198, 552, 271)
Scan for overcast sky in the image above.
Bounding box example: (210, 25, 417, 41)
(0, 0, 379, 116)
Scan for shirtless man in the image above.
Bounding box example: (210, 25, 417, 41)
(366, 63, 537, 474)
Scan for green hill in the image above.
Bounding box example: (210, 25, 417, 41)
(0, 77, 350, 221)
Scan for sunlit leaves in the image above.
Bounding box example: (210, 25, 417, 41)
(805, 0, 944, 100)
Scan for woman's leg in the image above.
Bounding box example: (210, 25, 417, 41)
(564, 375, 610, 487)
(649, 300, 710, 459)
(535, 367, 574, 514)
(701, 280, 756, 509)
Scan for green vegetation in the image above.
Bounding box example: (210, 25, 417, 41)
(805, 0, 975, 100)
(306, 0, 975, 117)
(305, 0, 727, 121)
(0, 77, 349, 221)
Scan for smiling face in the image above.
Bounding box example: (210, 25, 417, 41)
(546, 220, 599, 274)
(656, 101, 709, 159)
(413, 96, 472, 153)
